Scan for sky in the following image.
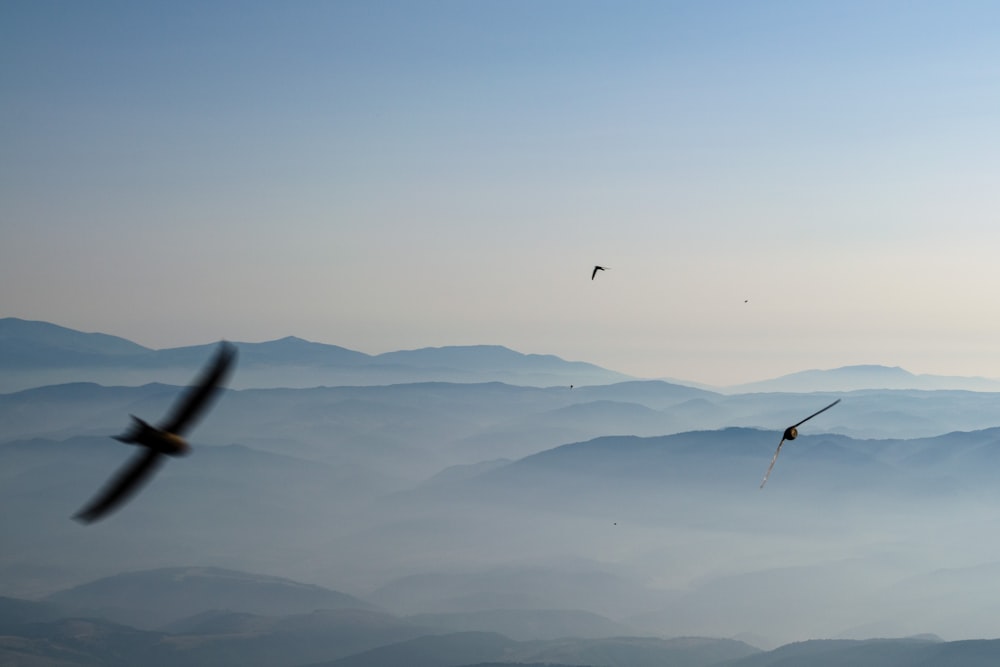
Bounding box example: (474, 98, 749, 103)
(3, 1, 1000, 386)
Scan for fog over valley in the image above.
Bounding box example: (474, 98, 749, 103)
(5, 320, 1000, 665)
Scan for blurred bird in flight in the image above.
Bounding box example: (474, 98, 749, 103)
(74, 341, 237, 523)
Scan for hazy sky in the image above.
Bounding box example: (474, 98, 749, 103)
(3, 1, 1000, 385)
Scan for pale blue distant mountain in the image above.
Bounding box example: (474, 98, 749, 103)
(4, 592, 997, 667)
(403, 608, 629, 641)
(0, 318, 631, 390)
(715, 636, 1000, 667)
(151, 335, 372, 367)
(0, 317, 150, 366)
(387, 426, 1000, 643)
(468, 427, 1000, 502)
(1, 586, 433, 666)
(372, 345, 611, 376)
(46, 566, 375, 629)
(317, 631, 518, 667)
(0, 595, 64, 630)
(369, 567, 668, 619)
(7, 379, 1000, 476)
(315, 632, 760, 667)
(9, 317, 1000, 394)
(504, 635, 760, 667)
(160, 608, 432, 666)
(8, 419, 1000, 644)
(0, 434, 400, 596)
(724, 364, 1000, 393)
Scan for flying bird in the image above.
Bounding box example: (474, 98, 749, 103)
(759, 398, 841, 489)
(73, 341, 237, 523)
(591, 265, 608, 280)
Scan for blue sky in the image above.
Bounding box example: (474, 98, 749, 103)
(3, 1, 1000, 384)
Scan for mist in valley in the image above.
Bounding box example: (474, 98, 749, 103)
(6, 321, 1000, 666)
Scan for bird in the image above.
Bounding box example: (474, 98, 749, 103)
(73, 341, 237, 523)
(759, 398, 841, 489)
(591, 265, 608, 280)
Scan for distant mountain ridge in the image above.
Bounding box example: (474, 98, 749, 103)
(0, 318, 631, 390)
(45, 566, 375, 629)
(6, 318, 998, 394)
(12, 565, 996, 667)
(0, 317, 151, 367)
(6, 566, 1000, 667)
(8, 412, 1000, 647)
(724, 364, 1000, 393)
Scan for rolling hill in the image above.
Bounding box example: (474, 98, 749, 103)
(46, 567, 375, 629)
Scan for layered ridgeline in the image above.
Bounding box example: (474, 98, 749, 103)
(0, 318, 631, 390)
(2, 567, 1000, 667)
(725, 364, 1000, 393)
(6, 317, 1000, 393)
(6, 318, 1000, 655)
(7, 423, 1000, 646)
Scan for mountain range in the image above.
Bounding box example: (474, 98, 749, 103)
(5, 317, 1000, 393)
(725, 363, 1000, 393)
(0, 318, 630, 391)
(5, 317, 1000, 661)
(4, 566, 1000, 666)
(7, 421, 1000, 645)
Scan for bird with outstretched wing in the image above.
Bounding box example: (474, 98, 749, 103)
(760, 398, 841, 489)
(74, 341, 237, 523)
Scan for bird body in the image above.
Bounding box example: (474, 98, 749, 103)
(113, 416, 191, 456)
(591, 265, 608, 280)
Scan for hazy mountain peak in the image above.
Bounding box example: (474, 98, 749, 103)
(270, 335, 312, 343)
(255, 335, 342, 347)
(842, 364, 909, 373)
(726, 364, 1000, 393)
(376, 344, 531, 363)
(0, 317, 151, 363)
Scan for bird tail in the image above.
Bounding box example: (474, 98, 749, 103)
(760, 440, 785, 489)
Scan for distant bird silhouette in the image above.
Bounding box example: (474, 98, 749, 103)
(759, 399, 841, 489)
(591, 265, 608, 280)
(73, 341, 237, 523)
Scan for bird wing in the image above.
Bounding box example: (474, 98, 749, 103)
(73, 449, 165, 524)
(591, 266, 599, 280)
(159, 341, 237, 435)
(760, 439, 786, 489)
(791, 398, 841, 429)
